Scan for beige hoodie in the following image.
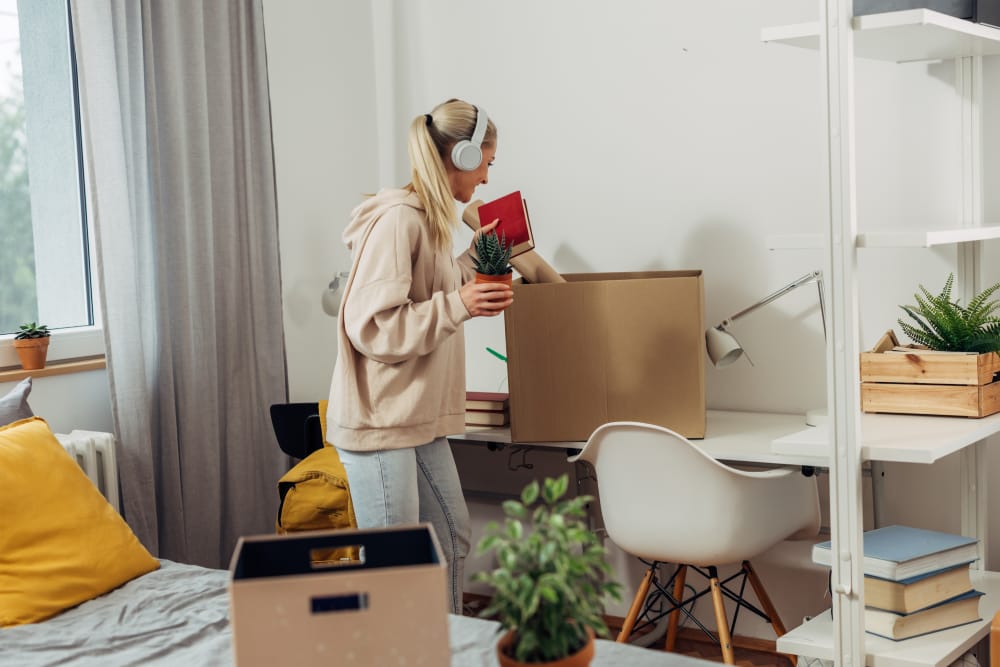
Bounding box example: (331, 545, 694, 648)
(326, 188, 476, 451)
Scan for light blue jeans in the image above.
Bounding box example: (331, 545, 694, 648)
(335, 437, 471, 613)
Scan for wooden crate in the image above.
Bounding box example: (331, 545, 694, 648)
(860, 330, 1000, 418)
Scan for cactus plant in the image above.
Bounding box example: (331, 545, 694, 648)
(472, 230, 513, 276)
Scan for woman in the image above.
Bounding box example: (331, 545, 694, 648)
(326, 98, 511, 614)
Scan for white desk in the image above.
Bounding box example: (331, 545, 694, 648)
(450, 409, 827, 469)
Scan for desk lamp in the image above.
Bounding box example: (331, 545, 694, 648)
(321, 271, 350, 317)
(706, 270, 827, 425)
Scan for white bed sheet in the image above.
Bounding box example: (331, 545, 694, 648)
(0, 559, 710, 666)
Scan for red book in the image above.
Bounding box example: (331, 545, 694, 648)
(476, 191, 535, 258)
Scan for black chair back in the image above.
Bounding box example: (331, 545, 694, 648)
(269, 403, 325, 460)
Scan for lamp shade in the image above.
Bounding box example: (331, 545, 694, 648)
(706, 326, 744, 367)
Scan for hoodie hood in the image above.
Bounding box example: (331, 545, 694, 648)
(343, 188, 424, 251)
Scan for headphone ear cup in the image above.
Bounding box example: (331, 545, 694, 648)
(451, 140, 482, 172)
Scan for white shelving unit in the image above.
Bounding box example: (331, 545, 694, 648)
(761, 8, 1000, 63)
(768, 225, 1000, 249)
(763, 5, 1000, 666)
(780, 571, 1000, 667)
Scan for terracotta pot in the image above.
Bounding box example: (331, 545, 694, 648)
(13, 337, 50, 370)
(475, 271, 513, 288)
(496, 628, 595, 667)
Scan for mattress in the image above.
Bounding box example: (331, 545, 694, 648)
(0, 559, 709, 666)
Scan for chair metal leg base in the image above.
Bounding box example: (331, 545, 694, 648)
(617, 558, 794, 666)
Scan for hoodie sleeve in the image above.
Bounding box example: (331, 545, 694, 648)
(455, 249, 477, 282)
(343, 206, 471, 364)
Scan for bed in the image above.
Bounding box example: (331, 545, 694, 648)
(0, 558, 715, 667)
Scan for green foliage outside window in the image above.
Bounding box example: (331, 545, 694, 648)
(0, 68, 37, 334)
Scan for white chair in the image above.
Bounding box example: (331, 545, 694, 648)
(570, 421, 820, 665)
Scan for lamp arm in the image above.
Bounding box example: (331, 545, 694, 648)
(721, 271, 824, 328)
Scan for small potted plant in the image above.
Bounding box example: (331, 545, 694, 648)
(472, 229, 514, 287)
(475, 475, 621, 667)
(13, 322, 51, 370)
(861, 274, 1000, 417)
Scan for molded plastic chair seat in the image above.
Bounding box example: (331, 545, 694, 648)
(571, 421, 820, 665)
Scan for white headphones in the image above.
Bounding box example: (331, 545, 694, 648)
(450, 105, 488, 172)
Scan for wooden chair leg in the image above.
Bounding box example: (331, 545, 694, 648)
(664, 564, 688, 652)
(617, 565, 654, 643)
(709, 569, 736, 665)
(743, 560, 797, 666)
(990, 609, 1000, 667)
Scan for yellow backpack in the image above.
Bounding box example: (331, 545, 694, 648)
(275, 401, 358, 560)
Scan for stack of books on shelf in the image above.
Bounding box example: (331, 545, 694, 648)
(465, 391, 509, 427)
(812, 525, 983, 641)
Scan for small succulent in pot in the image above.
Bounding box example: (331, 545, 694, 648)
(473, 229, 514, 278)
(13, 321, 51, 370)
(898, 273, 1000, 353)
(14, 322, 51, 339)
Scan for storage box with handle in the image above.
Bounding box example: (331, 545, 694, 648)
(228, 524, 449, 666)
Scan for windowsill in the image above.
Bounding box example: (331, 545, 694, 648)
(0, 355, 106, 383)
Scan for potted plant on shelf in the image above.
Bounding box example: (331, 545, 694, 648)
(13, 322, 51, 370)
(475, 475, 621, 667)
(472, 229, 514, 287)
(860, 273, 1000, 418)
(897, 273, 1000, 353)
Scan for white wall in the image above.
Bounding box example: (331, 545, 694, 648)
(261, 0, 380, 402)
(0, 371, 112, 435)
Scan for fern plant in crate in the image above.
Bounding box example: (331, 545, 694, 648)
(13, 322, 51, 371)
(860, 274, 1000, 419)
(472, 229, 514, 287)
(898, 273, 1000, 353)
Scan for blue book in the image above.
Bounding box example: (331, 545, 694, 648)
(812, 525, 978, 581)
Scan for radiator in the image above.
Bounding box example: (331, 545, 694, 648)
(55, 430, 120, 513)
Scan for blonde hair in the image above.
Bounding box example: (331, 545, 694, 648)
(407, 98, 497, 250)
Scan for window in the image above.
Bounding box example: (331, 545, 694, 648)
(0, 0, 101, 367)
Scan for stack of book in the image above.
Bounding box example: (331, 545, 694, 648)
(812, 525, 982, 641)
(465, 391, 509, 427)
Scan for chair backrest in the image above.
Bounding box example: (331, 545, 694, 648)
(571, 421, 820, 566)
(269, 403, 325, 460)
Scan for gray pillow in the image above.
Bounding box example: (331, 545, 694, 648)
(0, 377, 34, 426)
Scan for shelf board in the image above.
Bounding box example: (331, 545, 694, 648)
(761, 8, 1000, 63)
(767, 225, 1000, 250)
(772, 411, 1000, 463)
(777, 570, 1000, 667)
(858, 225, 1000, 247)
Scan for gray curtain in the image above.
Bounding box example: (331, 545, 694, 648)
(70, 0, 289, 568)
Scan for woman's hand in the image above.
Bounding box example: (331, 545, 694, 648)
(460, 280, 513, 317)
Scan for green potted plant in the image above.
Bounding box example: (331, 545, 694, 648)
(475, 475, 621, 667)
(861, 274, 1000, 418)
(13, 322, 51, 370)
(472, 229, 514, 287)
(897, 273, 1000, 352)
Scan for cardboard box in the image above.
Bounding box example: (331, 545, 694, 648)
(860, 330, 1000, 417)
(229, 524, 449, 666)
(503, 271, 706, 442)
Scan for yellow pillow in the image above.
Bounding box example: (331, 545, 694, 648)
(0, 417, 159, 626)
